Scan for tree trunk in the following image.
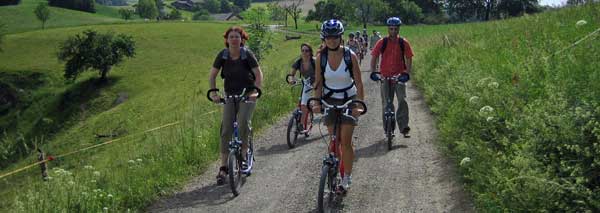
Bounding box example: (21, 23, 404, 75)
(101, 67, 111, 81)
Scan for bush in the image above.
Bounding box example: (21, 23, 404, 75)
(192, 10, 212, 20)
(118, 8, 134, 20)
(167, 9, 182, 20)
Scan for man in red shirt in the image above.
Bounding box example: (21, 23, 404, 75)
(370, 17, 414, 137)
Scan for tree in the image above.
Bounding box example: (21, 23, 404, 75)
(137, 0, 158, 19)
(242, 7, 273, 61)
(193, 9, 213, 20)
(203, 0, 221, 13)
(233, 0, 251, 10)
(58, 30, 135, 81)
(118, 8, 134, 20)
(266, 1, 286, 22)
(168, 9, 182, 20)
(35, 3, 51, 30)
(221, 0, 233, 13)
(155, 0, 166, 19)
(355, 0, 385, 28)
(281, 0, 304, 29)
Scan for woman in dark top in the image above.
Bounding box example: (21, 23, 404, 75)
(208, 26, 263, 185)
(288, 43, 316, 133)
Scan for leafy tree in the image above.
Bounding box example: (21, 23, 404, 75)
(267, 2, 286, 21)
(306, 0, 349, 23)
(35, 3, 51, 30)
(137, 0, 158, 19)
(281, 0, 304, 29)
(355, 0, 386, 28)
(155, 0, 166, 19)
(233, 0, 250, 10)
(118, 8, 134, 20)
(168, 9, 182, 20)
(221, 0, 233, 13)
(58, 30, 135, 81)
(497, 0, 540, 17)
(243, 7, 273, 61)
(203, 0, 221, 13)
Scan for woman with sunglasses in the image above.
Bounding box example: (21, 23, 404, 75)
(288, 43, 316, 134)
(313, 19, 365, 193)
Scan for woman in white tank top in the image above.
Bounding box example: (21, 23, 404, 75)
(313, 19, 365, 192)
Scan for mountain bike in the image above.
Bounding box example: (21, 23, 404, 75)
(207, 86, 262, 196)
(308, 98, 367, 212)
(370, 72, 409, 150)
(285, 74, 314, 149)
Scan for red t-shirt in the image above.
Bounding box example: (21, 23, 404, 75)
(371, 36, 414, 77)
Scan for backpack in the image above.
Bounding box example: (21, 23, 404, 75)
(319, 47, 355, 99)
(380, 36, 406, 70)
(219, 46, 256, 80)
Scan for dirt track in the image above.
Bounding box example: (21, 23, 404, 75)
(149, 54, 474, 212)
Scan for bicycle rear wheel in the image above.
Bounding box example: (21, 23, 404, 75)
(286, 114, 300, 149)
(228, 151, 242, 196)
(317, 165, 335, 213)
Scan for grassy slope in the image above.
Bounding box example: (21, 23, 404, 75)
(0, 0, 124, 34)
(0, 21, 319, 211)
(415, 4, 600, 211)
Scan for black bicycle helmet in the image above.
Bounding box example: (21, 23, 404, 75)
(349, 32, 355, 37)
(386, 17, 402, 26)
(321, 19, 344, 37)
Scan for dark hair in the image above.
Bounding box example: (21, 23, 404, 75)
(300, 43, 314, 57)
(223, 26, 249, 47)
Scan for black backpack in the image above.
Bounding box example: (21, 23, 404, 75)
(319, 47, 355, 99)
(219, 46, 256, 80)
(380, 36, 406, 70)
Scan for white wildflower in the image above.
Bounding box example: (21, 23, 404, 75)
(460, 157, 471, 166)
(136, 158, 143, 162)
(68, 181, 75, 185)
(469, 96, 480, 104)
(93, 171, 101, 176)
(128, 160, 135, 164)
(103, 207, 108, 211)
(91, 180, 97, 183)
(576, 20, 587, 27)
(84, 165, 93, 170)
(486, 117, 494, 122)
(479, 106, 494, 116)
(488, 81, 499, 89)
(108, 194, 113, 198)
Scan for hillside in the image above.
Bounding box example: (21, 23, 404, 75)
(0, 0, 124, 34)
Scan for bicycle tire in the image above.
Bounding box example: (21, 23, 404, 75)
(317, 165, 334, 213)
(228, 151, 242, 196)
(286, 114, 299, 149)
(248, 128, 254, 175)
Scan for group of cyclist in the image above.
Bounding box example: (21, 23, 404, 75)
(207, 16, 413, 194)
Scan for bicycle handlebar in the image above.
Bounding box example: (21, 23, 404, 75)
(370, 72, 409, 83)
(306, 98, 368, 115)
(207, 86, 262, 104)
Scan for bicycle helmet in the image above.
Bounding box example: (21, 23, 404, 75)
(349, 32, 355, 38)
(321, 19, 344, 37)
(386, 17, 402, 26)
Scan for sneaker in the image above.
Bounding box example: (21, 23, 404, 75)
(241, 160, 248, 171)
(401, 127, 411, 138)
(216, 166, 228, 185)
(339, 175, 352, 193)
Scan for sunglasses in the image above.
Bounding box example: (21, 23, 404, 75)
(301, 49, 311, 52)
(388, 27, 399, 31)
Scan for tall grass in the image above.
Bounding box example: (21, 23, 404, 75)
(414, 3, 600, 211)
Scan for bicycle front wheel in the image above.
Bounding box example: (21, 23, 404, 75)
(228, 151, 242, 196)
(286, 114, 299, 149)
(317, 165, 335, 213)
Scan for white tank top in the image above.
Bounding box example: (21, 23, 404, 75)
(324, 56, 357, 99)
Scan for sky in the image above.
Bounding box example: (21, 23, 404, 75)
(539, 0, 567, 6)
